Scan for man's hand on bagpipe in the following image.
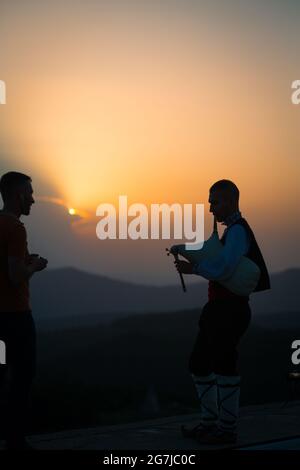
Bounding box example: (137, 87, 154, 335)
(166, 246, 194, 292)
(174, 259, 194, 274)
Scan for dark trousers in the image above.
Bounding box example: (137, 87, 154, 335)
(0, 311, 36, 442)
(189, 298, 251, 377)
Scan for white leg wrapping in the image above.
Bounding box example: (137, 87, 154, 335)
(192, 373, 218, 427)
(217, 375, 240, 432)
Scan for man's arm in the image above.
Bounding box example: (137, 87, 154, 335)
(7, 223, 47, 285)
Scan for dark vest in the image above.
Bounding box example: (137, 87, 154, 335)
(209, 217, 271, 299)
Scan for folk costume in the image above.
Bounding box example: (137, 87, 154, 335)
(180, 211, 270, 443)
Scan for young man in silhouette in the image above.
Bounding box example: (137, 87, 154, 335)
(175, 179, 270, 444)
(0, 172, 48, 450)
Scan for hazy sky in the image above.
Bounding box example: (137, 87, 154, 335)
(0, 0, 299, 284)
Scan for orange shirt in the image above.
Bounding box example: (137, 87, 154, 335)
(0, 212, 31, 312)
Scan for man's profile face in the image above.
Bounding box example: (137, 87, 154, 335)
(209, 189, 233, 222)
(18, 181, 35, 216)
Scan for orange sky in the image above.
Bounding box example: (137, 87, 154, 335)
(0, 0, 299, 283)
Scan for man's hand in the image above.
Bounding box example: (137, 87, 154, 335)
(170, 245, 179, 255)
(29, 255, 48, 272)
(29, 253, 39, 263)
(174, 259, 194, 274)
(8, 254, 48, 285)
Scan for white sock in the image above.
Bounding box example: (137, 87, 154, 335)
(217, 375, 240, 433)
(192, 373, 218, 427)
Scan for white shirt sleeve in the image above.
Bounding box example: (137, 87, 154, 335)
(193, 224, 250, 281)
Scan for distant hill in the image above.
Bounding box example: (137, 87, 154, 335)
(30, 267, 300, 329)
(28, 308, 300, 433)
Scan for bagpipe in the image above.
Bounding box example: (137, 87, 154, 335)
(167, 216, 260, 295)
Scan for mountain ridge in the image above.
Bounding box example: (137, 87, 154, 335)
(31, 267, 300, 327)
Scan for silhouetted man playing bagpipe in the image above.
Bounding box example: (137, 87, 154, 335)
(0, 172, 48, 450)
(173, 180, 270, 445)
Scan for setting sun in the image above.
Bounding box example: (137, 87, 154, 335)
(68, 208, 76, 216)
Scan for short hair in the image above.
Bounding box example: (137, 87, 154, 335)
(209, 179, 239, 201)
(0, 171, 32, 202)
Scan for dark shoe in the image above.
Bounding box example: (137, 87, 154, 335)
(181, 423, 217, 439)
(197, 428, 237, 445)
